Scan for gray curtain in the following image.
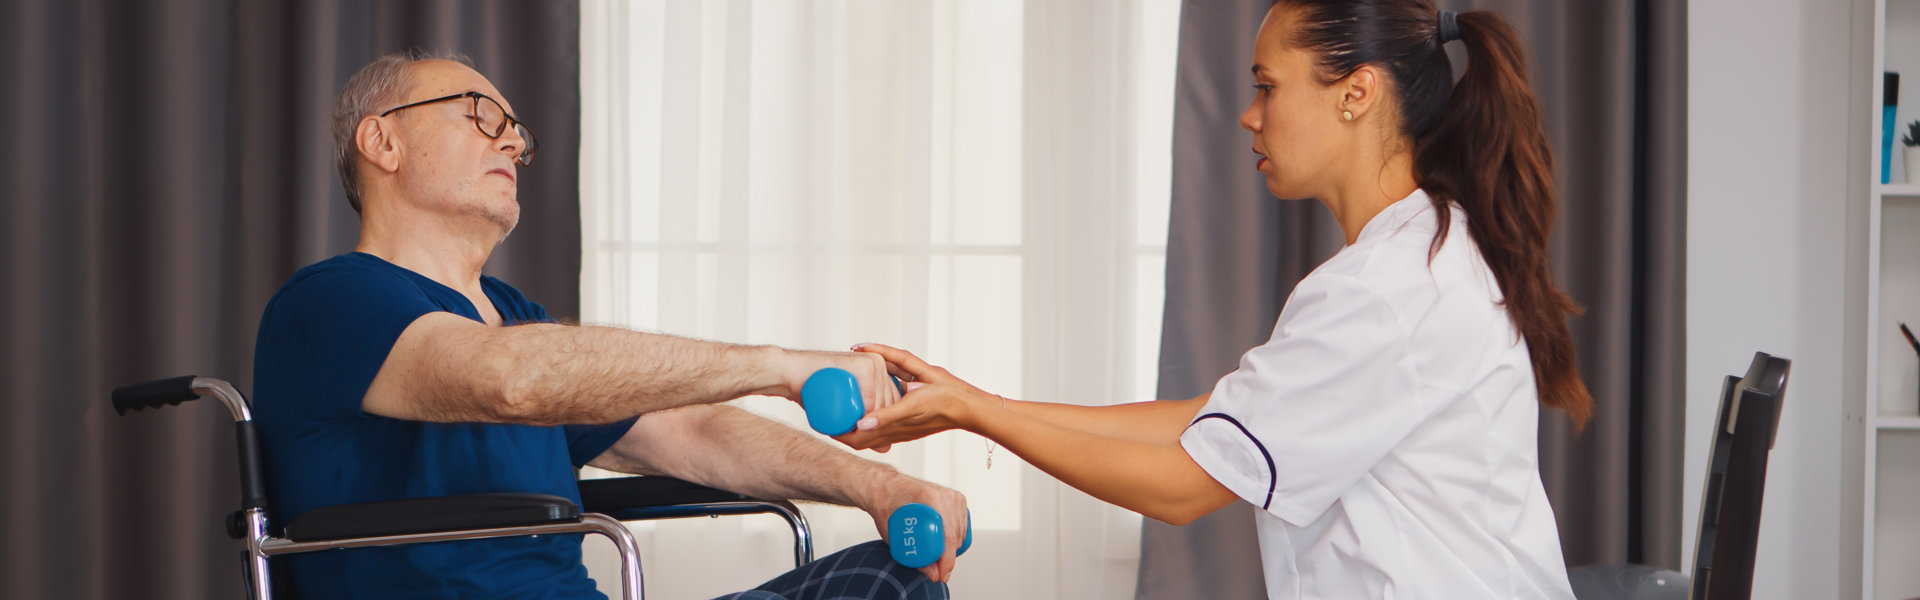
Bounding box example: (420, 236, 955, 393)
(1137, 1, 1688, 597)
(0, 1, 581, 598)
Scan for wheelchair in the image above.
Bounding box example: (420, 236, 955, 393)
(113, 375, 816, 600)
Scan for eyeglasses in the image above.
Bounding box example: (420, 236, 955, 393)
(380, 91, 540, 166)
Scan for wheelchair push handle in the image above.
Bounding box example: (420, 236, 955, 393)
(112, 375, 252, 424)
(111, 375, 267, 511)
(113, 374, 202, 415)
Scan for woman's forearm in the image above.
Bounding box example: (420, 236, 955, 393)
(963, 396, 1237, 525)
(999, 394, 1209, 444)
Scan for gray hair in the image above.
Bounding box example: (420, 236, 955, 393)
(331, 50, 473, 213)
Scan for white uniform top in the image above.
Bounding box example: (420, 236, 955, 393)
(1180, 189, 1575, 600)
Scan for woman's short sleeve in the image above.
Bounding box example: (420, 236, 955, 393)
(1179, 272, 1440, 527)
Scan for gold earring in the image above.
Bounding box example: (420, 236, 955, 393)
(1342, 110, 1355, 121)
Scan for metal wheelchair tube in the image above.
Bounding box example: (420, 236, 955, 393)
(767, 499, 814, 566)
(259, 516, 648, 599)
(678, 500, 812, 566)
(242, 508, 272, 600)
(191, 377, 253, 422)
(581, 513, 645, 600)
(607, 499, 814, 566)
(186, 377, 269, 511)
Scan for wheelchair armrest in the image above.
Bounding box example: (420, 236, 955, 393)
(283, 493, 580, 542)
(577, 476, 757, 513)
(579, 476, 815, 566)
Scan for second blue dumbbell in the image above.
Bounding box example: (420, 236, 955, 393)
(801, 367, 903, 436)
(888, 503, 973, 568)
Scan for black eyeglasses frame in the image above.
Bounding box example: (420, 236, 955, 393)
(379, 91, 539, 166)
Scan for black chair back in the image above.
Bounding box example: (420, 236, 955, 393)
(1689, 352, 1790, 600)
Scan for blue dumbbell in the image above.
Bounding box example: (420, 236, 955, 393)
(888, 503, 973, 568)
(801, 367, 904, 436)
(802, 370, 969, 567)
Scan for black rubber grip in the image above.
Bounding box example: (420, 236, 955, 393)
(112, 375, 201, 415)
(235, 421, 270, 511)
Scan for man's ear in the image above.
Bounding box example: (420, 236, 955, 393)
(1339, 65, 1383, 121)
(355, 116, 402, 175)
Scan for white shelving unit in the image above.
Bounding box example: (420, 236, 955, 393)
(1866, 3, 1920, 598)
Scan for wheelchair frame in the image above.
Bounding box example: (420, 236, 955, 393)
(114, 375, 816, 600)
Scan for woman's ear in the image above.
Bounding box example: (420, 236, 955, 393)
(1339, 65, 1383, 121)
(355, 116, 402, 175)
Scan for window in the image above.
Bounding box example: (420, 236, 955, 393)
(579, 2, 1177, 596)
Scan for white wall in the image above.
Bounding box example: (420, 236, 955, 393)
(1685, 1, 1870, 599)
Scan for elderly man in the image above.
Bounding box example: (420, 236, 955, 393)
(252, 52, 965, 599)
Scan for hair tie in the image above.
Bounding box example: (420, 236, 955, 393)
(1437, 10, 1461, 44)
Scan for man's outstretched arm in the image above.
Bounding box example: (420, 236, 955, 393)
(362, 312, 896, 426)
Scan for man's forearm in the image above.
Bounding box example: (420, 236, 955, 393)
(601, 403, 899, 508)
(368, 314, 795, 425)
(594, 403, 969, 582)
(492, 323, 788, 425)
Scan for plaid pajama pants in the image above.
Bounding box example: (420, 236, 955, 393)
(711, 541, 948, 600)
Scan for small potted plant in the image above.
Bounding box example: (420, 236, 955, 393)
(1904, 120, 1920, 183)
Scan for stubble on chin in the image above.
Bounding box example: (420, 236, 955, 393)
(484, 201, 520, 246)
(440, 185, 520, 245)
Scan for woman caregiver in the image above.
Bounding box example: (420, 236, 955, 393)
(840, 1, 1589, 598)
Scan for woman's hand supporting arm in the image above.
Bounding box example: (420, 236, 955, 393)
(842, 344, 1240, 525)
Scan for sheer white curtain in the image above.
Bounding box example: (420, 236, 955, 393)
(578, 1, 1177, 597)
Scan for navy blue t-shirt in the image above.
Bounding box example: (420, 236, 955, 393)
(254, 252, 637, 599)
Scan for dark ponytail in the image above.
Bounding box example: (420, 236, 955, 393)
(1276, 0, 1593, 429)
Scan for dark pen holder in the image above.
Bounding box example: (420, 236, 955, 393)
(1901, 322, 1920, 414)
